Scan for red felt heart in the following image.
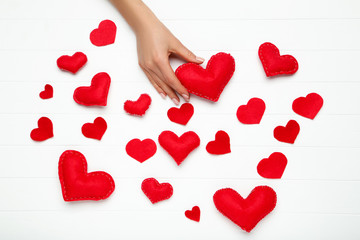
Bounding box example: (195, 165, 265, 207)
(141, 178, 173, 204)
(185, 206, 201, 222)
(158, 131, 200, 166)
(258, 42, 298, 77)
(56, 52, 87, 74)
(124, 94, 151, 116)
(175, 52, 235, 102)
(58, 150, 115, 201)
(126, 138, 157, 163)
(236, 98, 266, 124)
(292, 93, 323, 119)
(257, 152, 287, 179)
(39, 84, 53, 99)
(167, 103, 194, 125)
(274, 120, 300, 144)
(81, 117, 107, 140)
(213, 186, 277, 233)
(30, 117, 53, 141)
(73, 72, 111, 106)
(90, 20, 117, 47)
(206, 130, 231, 155)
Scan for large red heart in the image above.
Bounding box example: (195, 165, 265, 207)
(126, 138, 157, 163)
(81, 117, 107, 140)
(90, 20, 117, 47)
(141, 178, 173, 204)
(56, 52, 87, 74)
(58, 150, 115, 201)
(30, 117, 53, 141)
(206, 130, 231, 155)
(292, 93, 323, 119)
(167, 103, 194, 125)
(124, 94, 151, 116)
(236, 98, 266, 124)
(274, 120, 300, 144)
(258, 42, 298, 77)
(175, 52, 235, 102)
(39, 84, 53, 100)
(213, 186, 277, 232)
(158, 131, 200, 165)
(73, 72, 111, 106)
(257, 152, 287, 179)
(185, 206, 201, 222)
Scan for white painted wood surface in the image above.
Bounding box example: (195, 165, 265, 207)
(0, 0, 359, 239)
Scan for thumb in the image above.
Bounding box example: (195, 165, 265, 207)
(172, 41, 204, 64)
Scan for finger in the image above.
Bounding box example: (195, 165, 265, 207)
(148, 68, 180, 105)
(156, 61, 190, 102)
(170, 40, 204, 64)
(141, 67, 166, 99)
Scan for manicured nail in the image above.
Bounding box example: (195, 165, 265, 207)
(172, 98, 179, 105)
(196, 56, 205, 62)
(160, 93, 166, 99)
(182, 94, 190, 102)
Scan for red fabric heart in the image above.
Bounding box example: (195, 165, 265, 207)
(58, 150, 115, 201)
(274, 120, 300, 144)
(126, 138, 157, 163)
(167, 103, 194, 125)
(257, 152, 287, 179)
(258, 42, 298, 77)
(213, 186, 277, 233)
(81, 117, 107, 140)
(90, 20, 117, 47)
(73, 72, 111, 106)
(185, 206, 201, 222)
(292, 93, 323, 119)
(56, 52, 87, 74)
(124, 94, 151, 116)
(39, 84, 53, 99)
(141, 178, 173, 204)
(30, 117, 53, 141)
(236, 98, 266, 124)
(206, 130, 231, 155)
(158, 131, 200, 166)
(175, 52, 235, 102)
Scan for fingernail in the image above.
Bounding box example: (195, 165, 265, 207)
(160, 93, 166, 99)
(196, 56, 205, 62)
(172, 98, 179, 105)
(182, 94, 190, 102)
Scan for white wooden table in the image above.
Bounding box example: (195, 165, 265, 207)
(0, 0, 359, 239)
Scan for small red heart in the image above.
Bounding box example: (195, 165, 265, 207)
(73, 72, 111, 106)
(124, 94, 151, 116)
(90, 20, 117, 47)
(274, 120, 300, 144)
(206, 130, 231, 155)
(30, 117, 53, 141)
(175, 52, 235, 102)
(258, 42, 298, 77)
(81, 117, 107, 140)
(292, 93, 323, 119)
(141, 178, 173, 204)
(167, 103, 194, 125)
(236, 98, 266, 124)
(257, 152, 287, 179)
(56, 52, 87, 74)
(185, 206, 201, 222)
(58, 150, 115, 201)
(126, 138, 157, 163)
(158, 131, 200, 166)
(213, 186, 277, 233)
(39, 84, 53, 99)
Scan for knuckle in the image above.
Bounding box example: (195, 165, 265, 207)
(143, 60, 154, 69)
